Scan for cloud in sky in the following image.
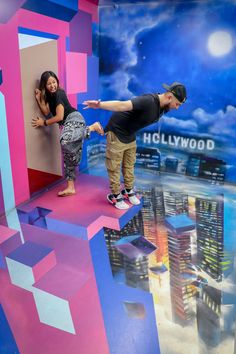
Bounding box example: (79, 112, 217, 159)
(99, 3, 174, 98)
(162, 105, 236, 143)
(99, 3, 182, 101)
(193, 105, 236, 146)
(162, 116, 198, 133)
(100, 3, 172, 67)
(101, 70, 133, 98)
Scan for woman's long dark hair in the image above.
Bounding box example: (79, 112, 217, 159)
(38, 71, 60, 103)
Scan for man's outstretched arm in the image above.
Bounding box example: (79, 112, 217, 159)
(83, 99, 133, 112)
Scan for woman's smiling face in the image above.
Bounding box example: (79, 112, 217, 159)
(46, 76, 58, 93)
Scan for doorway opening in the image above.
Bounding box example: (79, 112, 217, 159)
(18, 28, 62, 195)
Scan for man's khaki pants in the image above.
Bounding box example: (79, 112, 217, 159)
(105, 131, 136, 195)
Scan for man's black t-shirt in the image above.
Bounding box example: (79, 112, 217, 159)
(104, 94, 163, 143)
(47, 89, 76, 125)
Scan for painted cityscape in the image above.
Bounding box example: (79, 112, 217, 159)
(86, 148, 236, 354)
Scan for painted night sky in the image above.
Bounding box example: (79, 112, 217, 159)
(98, 0, 236, 181)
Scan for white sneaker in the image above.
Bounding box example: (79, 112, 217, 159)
(121, 189, 140, 205)
(107, 193, 129, 210)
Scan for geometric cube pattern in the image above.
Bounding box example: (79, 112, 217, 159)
(123, 301, 146, 319)
(69, 10, 92, 54)
(66, 52, 87, 94)
(0, 304, 20, 353)
(17, 206, 51, 229)
(79, 0, 99, 23)
(78, 55, 99, 104)
(165, 214, 195, 234)
(0, 0, 26, 23)
(5, 240, 91, 335)
(6, 241, 56, 290)
(33, 264, 89, 334)
(17, 174, 142, 240)
(22, 0, 78, 22)
(0, 225, 22, 268)
(0, 92, 24, 242)
(33, 286, 76, 334)
(115, 235, 157, 259)
(90, 229, 160, 354)
(0, 174, 160, 353)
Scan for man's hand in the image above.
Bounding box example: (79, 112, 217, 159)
(32, 116, 45, 128)
(83, 100, 101, 110)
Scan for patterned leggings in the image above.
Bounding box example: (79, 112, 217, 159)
(60, 111, 86, 180)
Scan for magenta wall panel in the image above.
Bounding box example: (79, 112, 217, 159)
(0, 225, 22, 268)
(79, 0, 99, 23)
(69, 10, 92, 54)
(78, 55, 99, 103)
(0, 17, 30, 205)
(66, 52, 87, 94)
(0, 9, 70, 207)
(17, 9, 69, 90)
(0, 3, 98, 209)
(67, 93, 78, 109)
(0, 0, 27, 23)
(22, 0, 78, 22)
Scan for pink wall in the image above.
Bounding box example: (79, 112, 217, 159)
(0, 5, 95, 210)
(0, 15, 29, 205)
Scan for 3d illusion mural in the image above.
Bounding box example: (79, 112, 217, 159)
(0, 1, 236, 354)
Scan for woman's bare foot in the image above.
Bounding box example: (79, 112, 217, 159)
(58, 180, 76, 197)
(58, 188, 76, 197)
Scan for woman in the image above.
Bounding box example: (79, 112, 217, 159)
(32, 71, 103, 197)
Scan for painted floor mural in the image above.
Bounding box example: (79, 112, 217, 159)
(86, 157, 236, 354)
(0, 163, 236, 353)
(0, 173, 158, 354)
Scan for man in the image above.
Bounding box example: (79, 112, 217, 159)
(83, 82, 187, 210)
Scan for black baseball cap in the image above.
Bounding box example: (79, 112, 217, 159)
(162, 82, 187, 103)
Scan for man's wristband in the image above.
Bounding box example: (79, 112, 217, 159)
(44, 120, 47, 126)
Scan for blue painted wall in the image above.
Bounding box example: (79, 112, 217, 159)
(98, 0, 236, 184)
